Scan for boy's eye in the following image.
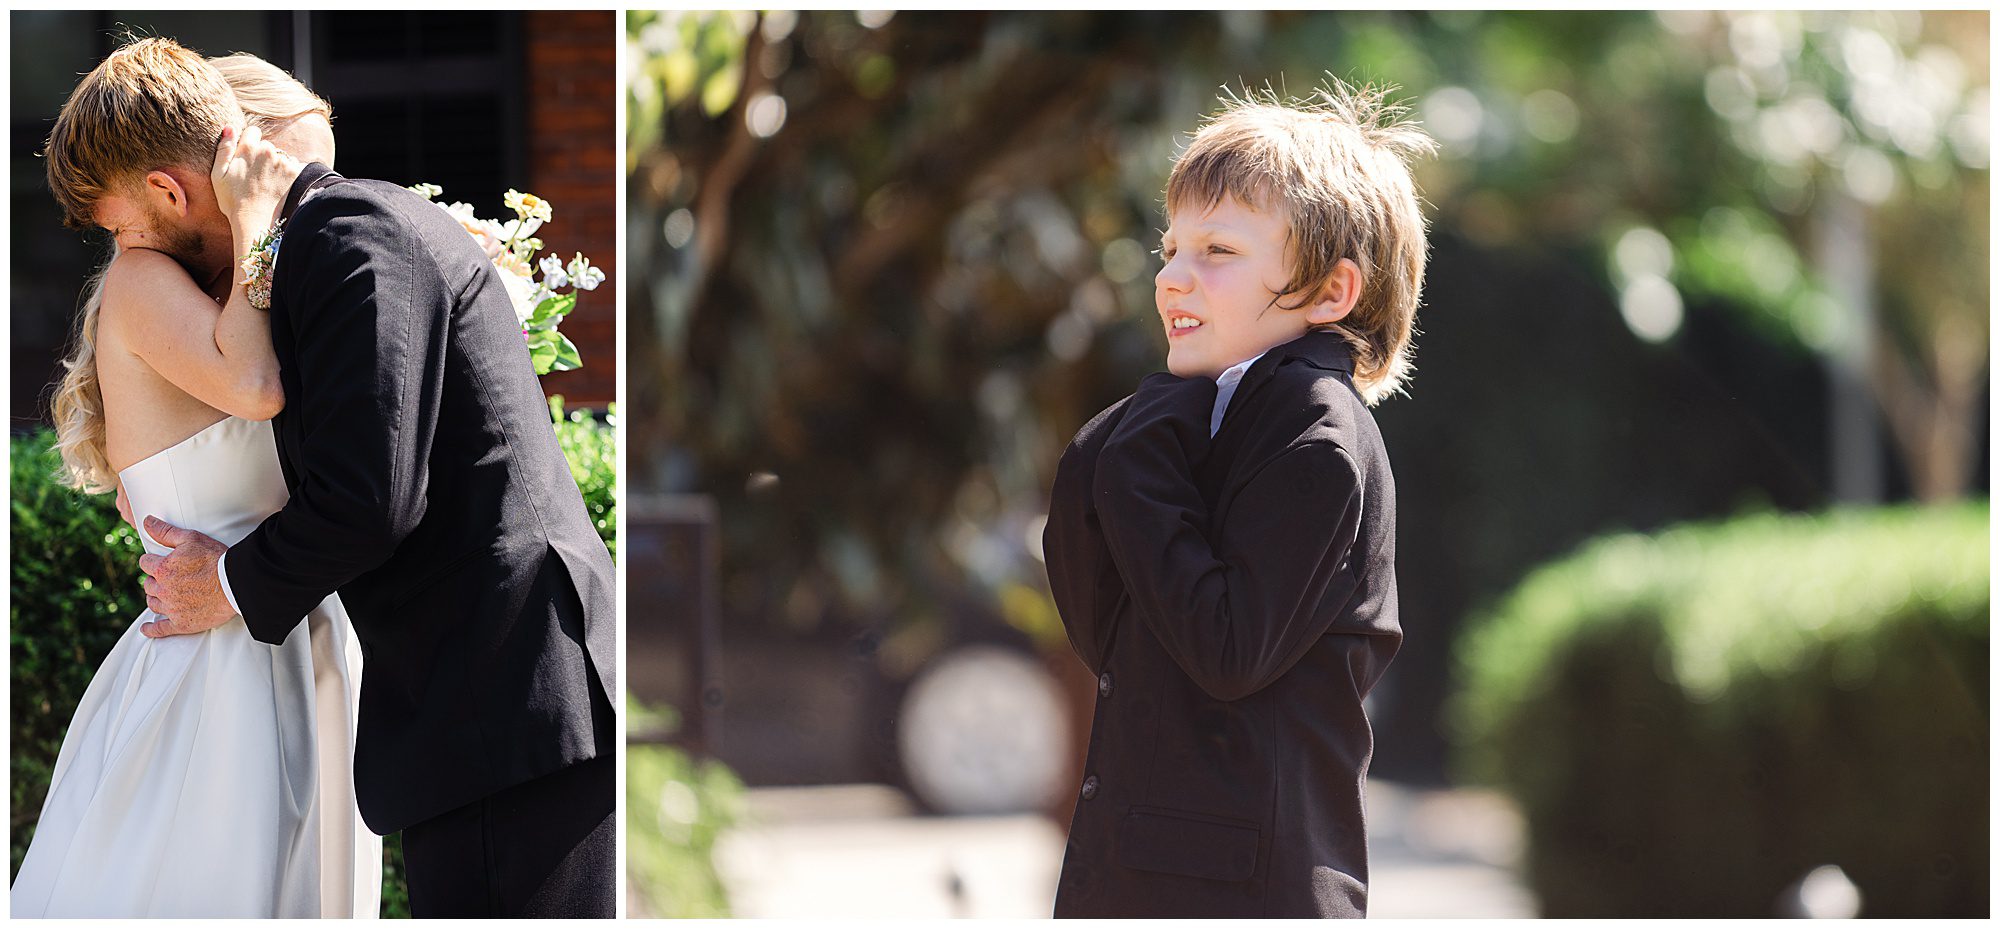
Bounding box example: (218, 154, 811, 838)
(1160, 247, 1176, 261)
(1207, 244, 1234, 256)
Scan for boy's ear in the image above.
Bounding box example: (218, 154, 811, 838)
(1304, 258, 1363, 327)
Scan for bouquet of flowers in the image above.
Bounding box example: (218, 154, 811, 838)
(409, 183, 603, 375)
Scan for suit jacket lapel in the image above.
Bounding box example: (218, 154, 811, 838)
(1200, 331, 1358, 516)
(268, 163, 344, 488)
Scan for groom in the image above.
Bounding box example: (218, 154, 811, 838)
(46, 39, 618, 917)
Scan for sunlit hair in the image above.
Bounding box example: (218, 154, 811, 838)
(52, 48, 334, 494)
(208, 52, 332, 139)
(43, 36, 239, 231)
(51, 264, 116, 493)
(1165, 78, 1437, 406)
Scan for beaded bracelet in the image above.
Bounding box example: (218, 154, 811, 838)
(239, 221, 284, 310)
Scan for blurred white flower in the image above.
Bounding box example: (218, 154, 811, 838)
(539, 254, 571, 290)
(567, 253, 605, 291)
(496, 264, 539, 328)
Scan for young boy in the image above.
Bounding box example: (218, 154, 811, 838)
(1043, 82, 1434, 918)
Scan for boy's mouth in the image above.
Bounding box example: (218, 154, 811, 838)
(1165, 312, 1203, 337)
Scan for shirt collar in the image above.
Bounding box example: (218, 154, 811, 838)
(1210, 349, 1269, 437)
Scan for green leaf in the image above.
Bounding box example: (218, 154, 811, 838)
(530, 293, 577, 330)
(529, 337, 560, 375)
(550, 334, 584, 372)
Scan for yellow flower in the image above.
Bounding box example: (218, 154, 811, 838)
(504, 189, 553, 224)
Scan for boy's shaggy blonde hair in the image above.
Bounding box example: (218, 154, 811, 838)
(1166, 79, 1436, 405)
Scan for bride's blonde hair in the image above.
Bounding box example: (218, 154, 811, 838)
(51, 54, 331, 493)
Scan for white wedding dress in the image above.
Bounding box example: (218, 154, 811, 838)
(11, 416, 381, 918)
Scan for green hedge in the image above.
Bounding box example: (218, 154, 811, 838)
(1450, 504, 1989, 917)
(10, 401, 615, 917)
(625, 699, 744, 917)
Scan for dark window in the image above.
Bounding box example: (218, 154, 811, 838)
(306, 12, 525, 217)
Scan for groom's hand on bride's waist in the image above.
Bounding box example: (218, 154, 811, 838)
(137, 516, 236, 638)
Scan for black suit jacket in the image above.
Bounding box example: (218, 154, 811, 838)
(1044, 331, 1401, 917)
(226, 165, 618, 835)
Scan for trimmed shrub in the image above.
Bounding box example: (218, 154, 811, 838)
(1450, 504, 1988, 917)
(10, 401, 615, 917)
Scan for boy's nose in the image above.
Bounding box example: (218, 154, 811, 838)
(1155, 256, 1191, 293)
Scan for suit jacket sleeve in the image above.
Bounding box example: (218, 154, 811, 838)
(226, 195, 441, 644)
(1094, 372, 1364, 702)
(1043, 396, 1133, 675)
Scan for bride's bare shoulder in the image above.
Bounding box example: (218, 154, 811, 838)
(96, 248, 201, 332)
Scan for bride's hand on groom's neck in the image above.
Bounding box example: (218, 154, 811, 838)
(213, 125, 304, 243)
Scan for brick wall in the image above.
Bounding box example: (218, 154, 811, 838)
(524, 10, 617, 408)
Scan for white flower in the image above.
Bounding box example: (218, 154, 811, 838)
(539, 254, 571, 290)
(566, 253, 605, 291)
(503, 189, 553, 223)
(408, 182, 443, 200)
(495, 264, 539, 328)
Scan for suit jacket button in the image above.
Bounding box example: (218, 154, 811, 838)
(1098, 672, 1113, 697)
(1080, 775, 1100, 800)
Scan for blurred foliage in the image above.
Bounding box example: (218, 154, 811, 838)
(626, 698, 745, 918)
(11, 411, 614, 912)
(550, 396, 619, 557)
(378, 833, 409, 918)
(626, 9, 1986, 624)
(626, 11, 1988, 779)
(1450, 503, 1989, 915)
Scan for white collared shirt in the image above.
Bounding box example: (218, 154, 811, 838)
(216, 552, 241, 615)
(1210, 350, 1269, 438)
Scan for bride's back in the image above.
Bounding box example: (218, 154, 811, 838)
(93, 248, 240, 474)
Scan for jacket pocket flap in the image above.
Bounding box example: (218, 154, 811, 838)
(1115, 807, 1260, 882)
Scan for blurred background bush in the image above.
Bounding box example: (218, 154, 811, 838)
(623, 9, 1986, 917)
(1452, 503, 1987, 915)
(625, 699, 745, 918)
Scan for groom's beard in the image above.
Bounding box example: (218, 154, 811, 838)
(143, 203, 216, 280)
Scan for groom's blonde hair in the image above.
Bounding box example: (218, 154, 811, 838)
(44, 36, 238, 230)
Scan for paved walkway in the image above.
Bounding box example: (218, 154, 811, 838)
(709, 780, 1536, 918)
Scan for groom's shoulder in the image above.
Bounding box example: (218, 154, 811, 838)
(287, 179, 468, 267)
(290, 178, 432, 230)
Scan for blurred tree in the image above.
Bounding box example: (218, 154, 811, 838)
(1373, 11, 1989, 501)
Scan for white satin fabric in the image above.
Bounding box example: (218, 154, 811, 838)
(11, 416, 380, 918)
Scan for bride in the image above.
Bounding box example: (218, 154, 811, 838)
(12, 54, 381, 918)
